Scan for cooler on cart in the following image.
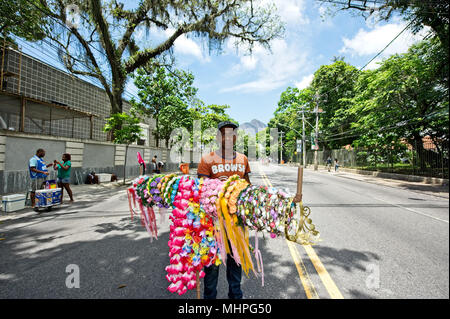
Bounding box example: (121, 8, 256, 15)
(34, 180, 62, 211)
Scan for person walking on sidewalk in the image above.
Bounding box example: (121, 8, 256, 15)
(197, 121, 251, 299)
(326, 156, 332, 172)
(28, 148, 53, 210)
(335, 158, 340, 172)
(54, 153, 74, 203)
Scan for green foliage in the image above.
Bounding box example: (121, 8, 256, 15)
(132, 64, 236, 149)
(319, 0, 449, 56)
(103, 110, 142, 183)
(189, 102, 235, 145)
(268, 86, 315, 160)
(0, 0, 47, 42)
(131, 65, 197, 147)
(311, 60, 360, 148)
(269, 38, 448, 166)
(349, 38, 449, 152)
(103, 111, 142, 145)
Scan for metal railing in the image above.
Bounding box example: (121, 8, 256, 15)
(300, 141, 449, 179)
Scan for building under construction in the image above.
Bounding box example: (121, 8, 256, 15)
(0, 41, 175, 195)
(0, 40, 153, 144)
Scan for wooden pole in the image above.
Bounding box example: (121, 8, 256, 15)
(293, 166, 303, 203)
(19, 96, 26, 132)
(17, 47, 22, 94)
(1, 37, 6, 91)
(196, 270, 201, 299)
(89, 115, 93, 139)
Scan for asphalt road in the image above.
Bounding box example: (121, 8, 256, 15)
(0, 163, 448, 299)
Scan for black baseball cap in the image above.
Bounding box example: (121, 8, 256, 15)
(218, 121, 239, 130)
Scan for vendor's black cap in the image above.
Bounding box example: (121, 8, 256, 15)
(218, 121, 239, 130)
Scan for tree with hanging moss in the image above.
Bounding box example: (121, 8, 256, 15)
(35, 0, 285, 121)
(0, 0, 48, 43)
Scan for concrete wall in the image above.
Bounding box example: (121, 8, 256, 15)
(2, 48, 156, 143)
(0, 131, 184, 195)
(4, 136, 65, 171)
(83, 143, 114, 168)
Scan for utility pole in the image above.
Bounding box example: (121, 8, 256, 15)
(302, 112, 306, 167)
(297, 107, 307, 167)
(279, 131, 284, 164)
(313, 95, 324, 171)
(314, 105, 319, 171)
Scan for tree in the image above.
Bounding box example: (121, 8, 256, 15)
(35, 0, 285, 121)
(348, 38, 449, 169)
(190, 103, 235, 139)
(268, 87, 314, 162)
(0, 0, 48, 43)
(131, 64, 197, 147)
(311, 60, 360, 149)
(103, 111, 142, 184)
(317, 0, 449, 58)
(158, 98, 192, 149)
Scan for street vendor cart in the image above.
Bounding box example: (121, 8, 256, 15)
(34, 180, 62, 212)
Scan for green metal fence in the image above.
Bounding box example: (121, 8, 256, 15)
(300, 141, 449, 179)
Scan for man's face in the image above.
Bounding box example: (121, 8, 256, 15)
(218, 126, 237, 152)
(38, 150, 45, 158)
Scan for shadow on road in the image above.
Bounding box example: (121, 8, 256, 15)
(307, 203, 448, 209)
(0, 215, 317, 299)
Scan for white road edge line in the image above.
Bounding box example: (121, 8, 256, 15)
(371, 195, 449, 224)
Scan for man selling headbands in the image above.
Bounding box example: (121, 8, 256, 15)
(197, 121, 251, 299)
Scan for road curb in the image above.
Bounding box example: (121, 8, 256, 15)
(283, 163, 449, 186)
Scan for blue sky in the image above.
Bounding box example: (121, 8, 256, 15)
(18, 0, 428, 125)
(129, 0, 428, 125)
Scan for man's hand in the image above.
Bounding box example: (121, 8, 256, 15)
(43, 171, 49, 176)
(293, 193, 302, 203)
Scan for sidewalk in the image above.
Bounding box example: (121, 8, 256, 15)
(0, 179, 131, 223)
(0, 171, 181, 223)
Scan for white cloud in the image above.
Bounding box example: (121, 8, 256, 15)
(295, 74, 314, 90)
(221, 39, 309, 93)
(263, 0, 309, 25)
(340, 22, 430, 68)
(221, 78, 287, 93)
(165, 29, 210, 63)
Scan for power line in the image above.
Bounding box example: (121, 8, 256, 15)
(304, 18, 427, 141)
(318, 0, 450, 15)
(16, 38, 140, 105)
(317, 110, 448, 143)
(25, 1, 142, 104)
(316, 18, 416, 103)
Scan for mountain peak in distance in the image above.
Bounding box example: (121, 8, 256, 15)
(240, 119, 267, 135)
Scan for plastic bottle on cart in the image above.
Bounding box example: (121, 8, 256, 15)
(46, 181, 49, 189)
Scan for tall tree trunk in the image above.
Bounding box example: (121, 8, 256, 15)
(413, 135, 427, 172)
(155, 115, 160, 147)
(106, 87, 125, 141)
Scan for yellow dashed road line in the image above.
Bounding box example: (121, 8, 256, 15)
(302, 244, 344, 299)
(259, 166, 344, 299)
(259, 169, 319, 299)
(286, 240, 320, 299)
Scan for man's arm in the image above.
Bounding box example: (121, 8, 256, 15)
(30, 167, 49, 176)
(197, 155, 211, 179)
(244, 156, 251, 184)
(244, 173, 251, 184)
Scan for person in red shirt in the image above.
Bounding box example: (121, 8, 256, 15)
(197, 121, 251, 299)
